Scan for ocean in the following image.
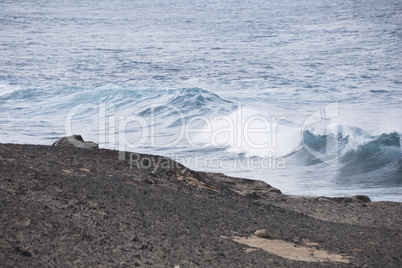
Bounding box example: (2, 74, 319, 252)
(1, 0, 401, 201)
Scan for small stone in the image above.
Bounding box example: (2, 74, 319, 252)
(244, 192, 259, 199)
(88, 201, 98, 209)
(14, 247, 32, 257)
(21, 250, 32, 257)
(143, 179, 153, 185)
(254, 229, 271, 238)
(270, 188, 282, 194)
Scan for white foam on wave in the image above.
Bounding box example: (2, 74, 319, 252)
(190, 106, 302, 158)
(0, 83, 21, 97)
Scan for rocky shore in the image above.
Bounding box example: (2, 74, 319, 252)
(0, 139, 401, 267)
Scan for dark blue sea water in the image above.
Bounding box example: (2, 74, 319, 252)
(1, 0, 401, 201)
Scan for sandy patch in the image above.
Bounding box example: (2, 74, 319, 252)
(232, 235, 350, 263)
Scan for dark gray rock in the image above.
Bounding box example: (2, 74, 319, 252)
(52, 135, 98, 149)
(352, 195, 372, 203)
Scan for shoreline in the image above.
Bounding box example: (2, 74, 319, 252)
(1, 142, 401, 267)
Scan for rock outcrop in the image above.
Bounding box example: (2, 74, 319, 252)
(52, 135, 98, 149)
(1, 142, 400, 267)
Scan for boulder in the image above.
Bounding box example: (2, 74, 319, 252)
(254, 229, 271, 238)
(352, 195, 371, 203)
(52, 135, 98, 149)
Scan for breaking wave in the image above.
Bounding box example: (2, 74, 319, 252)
(1, 84, 401, 187)
(300, 127, 401, 182)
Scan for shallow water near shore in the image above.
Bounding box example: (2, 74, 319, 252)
(0, 0, 401, 201)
